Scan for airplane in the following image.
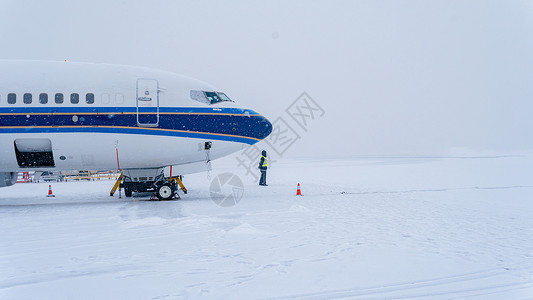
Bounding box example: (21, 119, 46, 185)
(0, 60, 272, 199)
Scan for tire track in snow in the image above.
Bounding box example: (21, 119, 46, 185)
(337, 185, 533, 196)
(0, 265, 139, 290)
(265, 262, 533, 299)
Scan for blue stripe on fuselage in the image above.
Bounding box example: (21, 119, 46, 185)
(0, 107, 272, 145)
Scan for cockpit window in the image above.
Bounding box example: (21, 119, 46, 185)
(190, 90, 234, 105)
(217, 92, 231, 102)
(204, 92, 222, 104)
(190, 90, 209, 104)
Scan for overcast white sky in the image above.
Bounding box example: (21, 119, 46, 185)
(1, 0, 532, 157)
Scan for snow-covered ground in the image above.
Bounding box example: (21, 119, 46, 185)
(1, 154, 533, 299)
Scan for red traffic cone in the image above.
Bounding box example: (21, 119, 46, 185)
(296, 183, 302, 196)
(47, 185, 55, 197)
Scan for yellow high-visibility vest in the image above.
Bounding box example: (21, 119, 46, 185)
(261, 156, 267, 167)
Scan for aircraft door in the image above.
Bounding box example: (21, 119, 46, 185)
(136, 79, 159, 127)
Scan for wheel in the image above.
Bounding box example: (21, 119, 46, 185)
(156, 183, 174, 200)
(124, 188, 133, 197)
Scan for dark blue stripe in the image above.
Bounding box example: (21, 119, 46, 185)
(0, 126, 257, 144)
(0, 107, 272, 144)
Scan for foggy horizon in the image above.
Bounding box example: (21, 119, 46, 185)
(1, 0, 531, 158)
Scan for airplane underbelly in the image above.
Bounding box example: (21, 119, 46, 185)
(0, 132, 241, 173)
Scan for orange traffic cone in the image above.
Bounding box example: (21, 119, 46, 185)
(47, 185, 55, 197)
(296, 183, 302, 196)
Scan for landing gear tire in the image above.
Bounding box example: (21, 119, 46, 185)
(156, 183, 174, 200)
(124, 188, 133, 197)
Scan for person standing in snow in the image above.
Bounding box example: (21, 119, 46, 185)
(258, 150, 268, 186)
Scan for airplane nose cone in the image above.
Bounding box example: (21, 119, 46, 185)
(256, 114, 272, 140)
(227, 110, 272, 144)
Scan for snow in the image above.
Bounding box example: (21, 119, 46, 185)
(1, 155, 533, 299)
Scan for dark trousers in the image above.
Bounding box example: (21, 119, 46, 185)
(259, 170, 267, 185)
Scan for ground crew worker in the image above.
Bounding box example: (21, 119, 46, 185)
(258, 150, 268, 186)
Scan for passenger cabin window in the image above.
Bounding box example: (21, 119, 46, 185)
(101, 93, 110, 104)
(86, 93, 94, 104)
(70, 93, 79, 104)
(8, 93, 16, 104)
(23, 93, 32, 104)
(39, 93, 48, 104)
(115, 94, 124, 104)
(55, 93, 64, 104)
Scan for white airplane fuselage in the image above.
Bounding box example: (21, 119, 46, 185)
(0, 60, 272, 184)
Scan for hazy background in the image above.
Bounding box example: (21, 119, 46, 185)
(1, 0, 532, 158)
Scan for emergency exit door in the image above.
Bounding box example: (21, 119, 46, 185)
(136, 79, 159, 127)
